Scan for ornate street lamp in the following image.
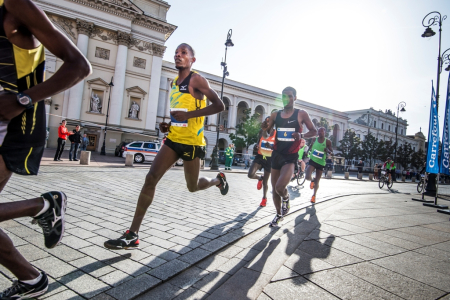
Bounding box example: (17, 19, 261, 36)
(100, 77, 114, 155)
(394, 102, 406, 163)
(211, 29, 233, 170)
(421, 12, 450, 195)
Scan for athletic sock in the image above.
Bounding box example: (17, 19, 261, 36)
(34, 197, 50, 217)
(20, 272, 42, 285)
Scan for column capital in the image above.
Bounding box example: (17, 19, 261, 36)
(116, 31, 133, 46)
(76, 19, 94, 36)
(152, 43, 166, 57)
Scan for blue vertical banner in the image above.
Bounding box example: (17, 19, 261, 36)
(426, 83, 440, 174)
(440, 74, 450, 175)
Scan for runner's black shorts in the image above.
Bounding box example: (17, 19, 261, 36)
(271, 151, 298, 170)
(164, 138, 205, 161)
(252, 154, 272, 172)
(0, 145, 44, 175)
(308, 159, 325, 171)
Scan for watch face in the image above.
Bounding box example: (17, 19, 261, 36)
(19, 96, 31, 106)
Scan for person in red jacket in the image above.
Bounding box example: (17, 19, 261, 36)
(53, 120, 73, 161)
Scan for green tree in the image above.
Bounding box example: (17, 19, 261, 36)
(360, 133, 378, 166)
(336, 130, 361, 165)
(411, 148, 425, 170)
(396, 142, 414, 169)
(376, 139, 396, 162)
(229, 109, 261, 151)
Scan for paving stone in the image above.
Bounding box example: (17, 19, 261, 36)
(140, 255, 167, 268)
(216, 257, 248, 276)
(264, 275, 338, 300)
(145, 235, 177, 249)
(99, 269, 133, 287)
(4, 232, 27, 247)
(271, 265, 300, 282)
(342, 262, 446, 300)
(341, 233, 408, 255)
(149, 259, 190, 281)
(43, 289, 85, 300)
(110, 257, 150, 276)
(414, 246, 450, 261)
(15, 244, 50, 262)
(75, 221, 102, 231)
(200, 239, 228, 253)
(305, 268, 402, 299)
(173, 286, 208, 300)
(58, 270, 110, 298)
(422, 222, 450, 234)
(40, 277, 68, 299)
(6, 225, 38, 238)
(170, 244, 193, 254)
(234, 247, 260, 262)
(0, 275, 11, 292)
(217, 245, 244, 259)
(178, 248, 212, 265)
(69, 256, 115, 278)
(298, 239, 362, 267)
(169, 236, 201, 248)
(66, 227, 97, 239)
(142, 245, 180, 261)
(323, 236, 387, 260)
(192, 271, 231, 294)
(79, 245, 122, 261)
(167, 266, 209, 289)
(106, 274, 161, 300)
(431, 241, 450, 253)
(61, 235, 92, 249)
(364, 231, 422, 250)
(283, 249, 335, 275)
(89, 293, 117, 300)
(45, 244, 86, 262)
(134, 282, 182, 300)
(32, 256, 77, 278)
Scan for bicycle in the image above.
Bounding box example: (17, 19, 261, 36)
(417, 173, 427, 193)
(378, 169, 393, 190)
(291, 160, 307, 186)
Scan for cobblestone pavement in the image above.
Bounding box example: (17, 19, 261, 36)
(0, 166, 448, 299)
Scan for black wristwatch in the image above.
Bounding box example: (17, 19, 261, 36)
(17, 93, 34, 109)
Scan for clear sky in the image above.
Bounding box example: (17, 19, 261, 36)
(162, 0, 450, 139)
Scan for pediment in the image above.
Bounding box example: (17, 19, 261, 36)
(87, 78, 110, 87)
(126, 86, 147, 95)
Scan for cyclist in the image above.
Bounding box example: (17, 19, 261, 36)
(382, 157, 396, 183)
(292, 138, 308, 181)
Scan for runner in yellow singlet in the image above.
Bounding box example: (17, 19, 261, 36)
(0, 0, 91, 298)
(105, 43, 227, 250)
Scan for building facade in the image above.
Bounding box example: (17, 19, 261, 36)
(37, 0, 424, 163)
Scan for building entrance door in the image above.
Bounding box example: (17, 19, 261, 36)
(87, 134, 97, 151)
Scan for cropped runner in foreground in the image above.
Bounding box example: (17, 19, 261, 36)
(306, 127, 333, 203)
(105, 43, 227, 250)
(0, 0, 91, 298)
(261, 87, 317, 227)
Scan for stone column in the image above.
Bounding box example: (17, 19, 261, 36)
(164, 78, 171, 121)
(44, 98, 51, 126)
(145, 43, 166, 130)
(109, 31, 131, 126)
(62, 90, 70, 118)
(67, 19, 93, 120)
(208, 113, 217, 126)
(228, 97, 237, 134)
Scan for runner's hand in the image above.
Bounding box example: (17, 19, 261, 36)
(170, 110, 189, 122)
(0, 92, 25, 122)
(261, 119, 269, 130)
(292, 132, 300, 141)
(159, 122, 170, 133)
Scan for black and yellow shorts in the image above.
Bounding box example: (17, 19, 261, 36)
(164, 138, 205, 161)
(0, 145, 44, 175)
(253, 154, 272, 172)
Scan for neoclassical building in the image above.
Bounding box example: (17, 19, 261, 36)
(38, 0, 424, 160)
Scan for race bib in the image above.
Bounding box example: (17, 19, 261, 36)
(312, 149, 324, 160)
(260, 140, 273, 150)
(170, 108, 188, 127)
(277, 128, 295, 141)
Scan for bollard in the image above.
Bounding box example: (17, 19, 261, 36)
(357, 173, 363, 180)
(345, 172, 349, 179)
(326, 170, 332, 178)
(200, 159, 205, 170)
(80, 151, 91, 165)
(125, 153, 134, 167)
(369, 173, 373, 181)
(402, 176, 406, 182)
(412, 177, 416, 183)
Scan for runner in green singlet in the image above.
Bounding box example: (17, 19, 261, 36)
(305, 127, 333, 203)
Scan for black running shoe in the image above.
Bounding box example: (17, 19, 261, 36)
(216, 172, 229, 195)
(0, 271, 48, 299)
(269, 214, 283, 227)
(32, 191, 67, 249)
(282, 196, 290, 216)
(104, 230, 139, 250)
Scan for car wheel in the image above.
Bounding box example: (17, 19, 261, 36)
(134, 153, 144, 163)
(175, 158, 183, 166)
(114, 151, 119, 157)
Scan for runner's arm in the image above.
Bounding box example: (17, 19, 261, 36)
(171, 74, 224, 121)
(261, 112, 276, 137)
(298, 110, 317, 139)
(0, 0, 91, 121)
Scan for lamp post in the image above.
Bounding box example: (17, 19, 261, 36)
(394, 102, 406, 164)
(210, 29, 234, 171)
(100, 77, 114, 155)
(421, 12, 450, 195)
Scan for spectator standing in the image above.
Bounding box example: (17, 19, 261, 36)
(357, 160, 364, 174)
(374, 163, 379, 180)
(68, 125, 81, 161)
(53, 120, 73, 161)
(80, 134, 89, 151)
(225, 143, 234, 170)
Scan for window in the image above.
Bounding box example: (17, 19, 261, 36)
(401, 129, 403, 135)
(224, 120, 228, 128)
(413, 147, 416, 151)
(129, 143, 142, 148)
(381, 123, 384, 129)
(204, 116, 208, 125)
(395, 126, 397, 133)
(389, 125, 391, 131)
(357, 134, 361, 138)
(143, 143, 155, 149)
(373, 121, 376, 128)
